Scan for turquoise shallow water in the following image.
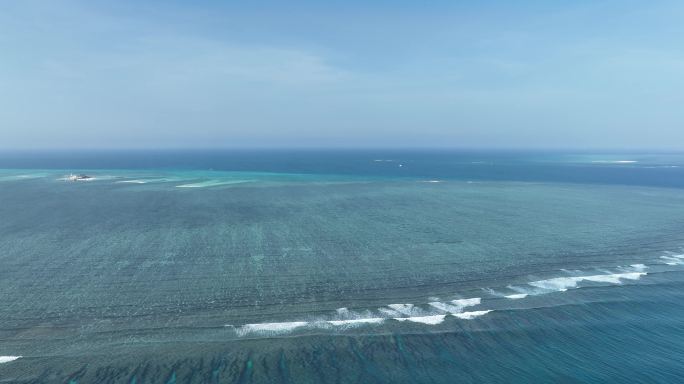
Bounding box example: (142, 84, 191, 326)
(1, 151, 684, 383)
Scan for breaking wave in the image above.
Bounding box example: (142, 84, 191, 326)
(504, 293, 528, 300)
(230, 255, 680, 338)
(233, 321, 309, 337)
(233, 297, 485, 336)
(0, 356, 21, 364)
(528, 272, 646, 292)
(660, 253, 684, 266)
(394, 315, 446, 325)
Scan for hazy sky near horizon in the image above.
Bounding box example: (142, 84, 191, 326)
(1, 1, 683, 149)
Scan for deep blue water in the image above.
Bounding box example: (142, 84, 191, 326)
(1, 150, 683, 383)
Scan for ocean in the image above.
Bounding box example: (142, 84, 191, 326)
(1, 150, 683, 383)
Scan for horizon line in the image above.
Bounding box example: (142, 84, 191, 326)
(1, 146, 684, 154)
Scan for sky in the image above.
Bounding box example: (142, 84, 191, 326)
(1, 0, 683, 150)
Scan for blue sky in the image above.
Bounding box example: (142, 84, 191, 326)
(1, 0, 683, 149)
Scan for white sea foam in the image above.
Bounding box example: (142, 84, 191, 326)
(0, 356, 21, 364)
(420, 180, 443, 183)
(661, 254, 684, 265)
(232, 260, 659, 339)
(530, 277, 570, 291)
(428, 302, 462, 313)
(451, 298, 481, 307)
(235, 316, 389, 336)
(529, 272, 646, 292)
(394, 315, 446, 325)
(117, 179, 148, 184)
(582, 275, 624, 284)
(328, 308, 384, 327)
(327, 318, 385, 327)
(452, 310, 492, 320)
(485, 286, 530, 299)
(235, 321, 309, 336)
(529, 277, 582, 291)
(428, 298, 481, 313)
(385, 304, 422, 316)
(505, 293, 528, 299)
(176, 182, 212, 188)
(378, 308, 400, 317)
(336, 307, 350, 316)
(629, 264, 647, 271)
